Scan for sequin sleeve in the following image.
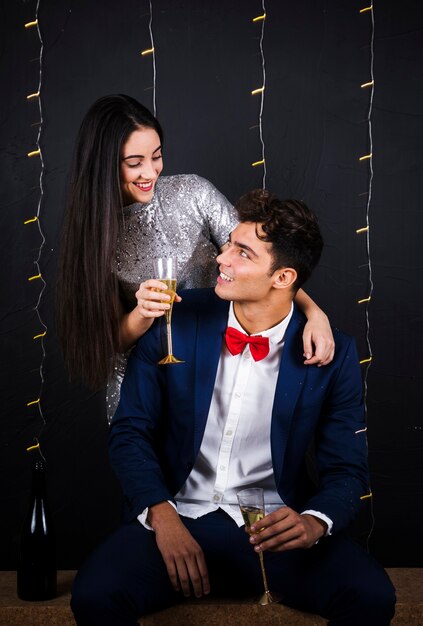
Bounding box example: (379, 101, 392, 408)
(191, 175, 239, 249)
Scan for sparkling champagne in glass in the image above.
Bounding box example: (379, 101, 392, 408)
(153, 257, 184, 365)
(237, 488, 281, 605)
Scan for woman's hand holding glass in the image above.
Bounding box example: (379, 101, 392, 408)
(135, 279, 182, 320)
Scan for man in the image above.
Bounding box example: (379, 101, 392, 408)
(71, 190, 395, 625)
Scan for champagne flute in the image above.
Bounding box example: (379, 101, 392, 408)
(237, 488, 281, 606)
(153, 257, 184, 365)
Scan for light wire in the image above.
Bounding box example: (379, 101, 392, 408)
(358, 1, 376, 550)
(148, 0, 157, 116)
(25, 0, 47, 437)
(256, 2, 267, 188)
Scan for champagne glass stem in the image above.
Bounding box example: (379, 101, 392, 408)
(258, 551, 270, 595)
(166, 318, 174, 357)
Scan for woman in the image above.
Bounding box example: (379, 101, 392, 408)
(57, 94, 334, 421)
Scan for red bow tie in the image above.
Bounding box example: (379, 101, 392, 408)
(225, 326, 270, 362)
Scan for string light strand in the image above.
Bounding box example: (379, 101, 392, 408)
(148, 0, 157, 116)
(358, 1, 376, 552)
(25, 0, 47, 437)
(140, 1, 156, 116)
(359, 2, 375, 387)
(251, 1, 267, 188)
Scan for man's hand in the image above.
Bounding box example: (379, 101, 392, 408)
(248, 506, 327, 552)
(148, 502, 210, 598)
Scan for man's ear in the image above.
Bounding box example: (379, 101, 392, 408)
(272, 267, 297, 290)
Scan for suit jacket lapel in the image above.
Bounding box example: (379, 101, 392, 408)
(193, 294, 229, 453)
(271, 306, 308, 486)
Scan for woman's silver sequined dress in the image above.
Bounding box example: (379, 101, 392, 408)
(107, 174, 238, 422)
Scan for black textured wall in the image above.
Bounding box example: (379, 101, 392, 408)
(1, 0, 422, 569)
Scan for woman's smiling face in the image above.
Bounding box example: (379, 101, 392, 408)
(120, 127, 163, 205)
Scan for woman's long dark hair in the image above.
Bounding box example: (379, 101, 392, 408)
(56, 94, 163, 389)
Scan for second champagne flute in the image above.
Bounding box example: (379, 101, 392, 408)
(237, 487, 281, 606)
(153, 257, 184, 365)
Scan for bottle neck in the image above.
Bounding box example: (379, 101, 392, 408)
(31, 460, 47, 496)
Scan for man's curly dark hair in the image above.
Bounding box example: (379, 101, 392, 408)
(235, 189, 323, 290)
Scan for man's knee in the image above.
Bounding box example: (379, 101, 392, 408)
(71, 569, 140, 626)
(356, 573, 396, 621)
(334, 570, 396, 625)
(71, 572, 109, 624)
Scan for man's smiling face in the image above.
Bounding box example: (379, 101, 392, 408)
(215, 222, 277, 304)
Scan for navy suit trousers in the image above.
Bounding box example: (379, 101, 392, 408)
(71, 509, 395, 626)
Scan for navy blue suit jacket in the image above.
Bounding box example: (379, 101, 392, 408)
(110, 289, 369, 534)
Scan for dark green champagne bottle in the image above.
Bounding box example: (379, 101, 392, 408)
(17, 456, 57, 600)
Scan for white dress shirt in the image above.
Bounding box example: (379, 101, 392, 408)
(138, 303, 332, 534)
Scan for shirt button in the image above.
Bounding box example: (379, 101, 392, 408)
(226, 430, 233, 436)
(213, 494, 220, 502)
(220, 465, 226, 471)
(235, 392, 241, 398)
(244, 353, 250, 359)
